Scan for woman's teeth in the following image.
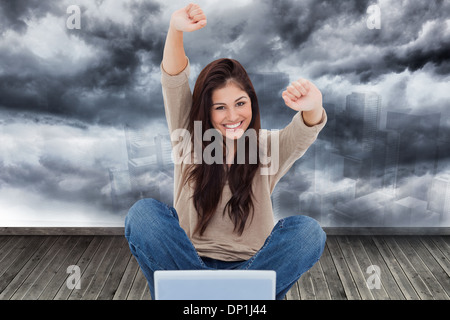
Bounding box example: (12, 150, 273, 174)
(224, 121, 242, 129)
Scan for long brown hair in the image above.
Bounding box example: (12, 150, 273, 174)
(184, 58, 261, 236)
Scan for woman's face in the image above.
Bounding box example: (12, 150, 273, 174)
(210, 82, 252, 140)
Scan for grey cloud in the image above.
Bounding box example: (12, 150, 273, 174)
(268, 0, 371, 48)
(277, 170, 312, 194)
(0, 0, 166, 127)
(0, 0, 61, 34)
(184, 0, 450, 85)
(302, 0, 450, 82)
(0, 155, 113, 211)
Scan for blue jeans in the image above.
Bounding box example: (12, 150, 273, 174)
(124, 198, 326, 300)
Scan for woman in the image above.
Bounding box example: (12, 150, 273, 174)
(125, 3, 328, 300)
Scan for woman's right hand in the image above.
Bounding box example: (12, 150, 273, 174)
(170, 3, 207, 32)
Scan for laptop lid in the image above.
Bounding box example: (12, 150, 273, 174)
(154, 270, 276, 300)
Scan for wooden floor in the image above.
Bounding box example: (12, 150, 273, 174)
(0, 235, 448, 300)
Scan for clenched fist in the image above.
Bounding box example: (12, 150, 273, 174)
(170, 3, 207, 33)
(282, 78, 322, 113)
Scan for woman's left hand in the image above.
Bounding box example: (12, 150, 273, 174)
(282, 78, 322, 112)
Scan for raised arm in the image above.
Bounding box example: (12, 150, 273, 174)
(282, 78, 324, 127)
(265, 78, 327, 189)
(162, 3, 207, 75)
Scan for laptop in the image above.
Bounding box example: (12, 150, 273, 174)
(154, 270, 276, 300)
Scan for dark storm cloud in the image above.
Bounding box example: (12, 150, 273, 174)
(301, 0, 450, 82)
(382, 35, 450, 77)
(74, 0, 165, 73)
(0, 0, 61, 34)
(0, 0, 166, 127)
(268, 0, 371, 49)
(0, 155, 113, 211)
(0, 108, 89, 130)
(184, 0, 450, 85)
(276, 170, 312, 194)
(187, 0, 373, 71)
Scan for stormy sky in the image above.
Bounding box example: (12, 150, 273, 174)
(0, 0, 449, 226)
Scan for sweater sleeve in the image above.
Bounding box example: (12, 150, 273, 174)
(160, 58, 192, 142)
(266, 108, 327, 192)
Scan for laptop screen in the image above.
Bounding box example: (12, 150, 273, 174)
(154, 270, 276, 300)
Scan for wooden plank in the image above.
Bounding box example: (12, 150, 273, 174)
(119, 259, 152, 301)
(0, 237, 58, 300)
(21, 236, 81, 300)
(326, 236, 360, 300)
(298, 270, 315, 300)
(0, 235, 8, 247)
(372, 236, 419, 300)
(285, 281, 300, 300)
(347, 236, 390, 300)
(413, 237, 450, 296)
(309, 260, 331, 300)
(383, 236, 433, 300)
(0, 236, 52, 299)
(431, 237, 450, 262)
(38, 236, 94, 300)
(319, 242, 346, 300)
(66, 236, 114, 300)
(127, 267, 149, 300)
(0, 236, 14, 252)
(53, 236, 104, 300)
(358, 236, 405, 300)
(80, 236, 127, 300)
(441, 236, 450, 247)
(400, 237, 449, 299)
(10, 236, 75, 300)
(113, 256, 139, 300)
(0, 236, 40, 289)
(336, 236, 374, 300)
(141, 282, 152, 300)
(97, 237, 133, 300)
(0, 236, 31, 276)
(420, 237, 450, 277)
(68, 236, 116, 300)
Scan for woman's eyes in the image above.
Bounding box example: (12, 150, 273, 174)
(213, 101, 246, 110)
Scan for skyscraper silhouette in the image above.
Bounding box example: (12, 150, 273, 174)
(345, 92, 381, 153)
(386, 109, 440, 200)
